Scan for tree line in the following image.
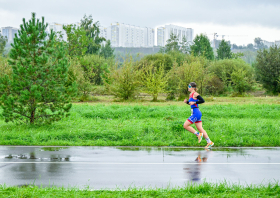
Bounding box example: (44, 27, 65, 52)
(0, 13, 279, 124)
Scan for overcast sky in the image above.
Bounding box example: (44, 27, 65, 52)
(1, 0, 280, 45)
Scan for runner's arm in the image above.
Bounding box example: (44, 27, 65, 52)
(195, 95, 205, 104)
(184, 99, 190, 105)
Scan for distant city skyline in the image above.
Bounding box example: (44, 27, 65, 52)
(2, 20, 279, 48)
(1, 0, 280, 46)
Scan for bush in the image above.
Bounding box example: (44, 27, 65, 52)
(104, 58, 141, 100)
(80, 54, 112, 85)
(167, 50, 188, 66)
(205, 75, 224, 95)
(255, 46, 280, 95)
(140, 63, 168, 101)
(165, 55, 210, 100)
(165, 63, 179, 100)
(208, 59, 254, 94)
(0, 57, 11, 79)
(139, 53, 173, 72)
(67, 58, 93, 101)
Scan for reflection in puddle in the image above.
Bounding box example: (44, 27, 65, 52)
(5, 152, 38, 160)
(5, 150, 71, 162)
(49, 155, 70, 161)
(40, 147, 69, 152)
(184, 150, 211, 182)
(1, 146, 280, 188)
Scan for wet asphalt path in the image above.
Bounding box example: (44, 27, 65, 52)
(0, 147, 280, 189)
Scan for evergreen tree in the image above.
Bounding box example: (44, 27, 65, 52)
(180, 36, 190, 54)
(0, 13, 76, 124)
(217, 39, 232, 59)
(165, 33, 180, 53)
(0, 31, 7, 55)
(80, 15, 106, 54)
(190, 34, 214, 60)
(100, 40, 114, 59)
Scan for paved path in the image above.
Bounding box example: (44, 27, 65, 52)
(0, 147, 279, 189)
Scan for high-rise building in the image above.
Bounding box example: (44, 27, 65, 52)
(47, 22, 67, 41)
(100, 26, 111, 41)
(0, 27, 19, 43)
(110, 22, 154, 47)
(146, 27, 155, 47)
(157, 24, 193, 46)
(157, 27, 165, 47)
(263, 40, 274, 48)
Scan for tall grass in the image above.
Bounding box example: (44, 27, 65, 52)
(0, 104, 279, 146)
(1, 182, 279, 197)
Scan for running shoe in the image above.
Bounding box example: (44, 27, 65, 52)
(198, 133, 203, 143)
(205, 141, 214, 149)
(195, 156, 202, 162)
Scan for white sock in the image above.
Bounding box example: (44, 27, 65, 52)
(205, 137, 211, 143)
(194, 131, 199, 136)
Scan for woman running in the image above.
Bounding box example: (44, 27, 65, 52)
(183, 82, 214, 148)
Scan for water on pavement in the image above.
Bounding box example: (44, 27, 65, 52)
(0, 146, 279, 189)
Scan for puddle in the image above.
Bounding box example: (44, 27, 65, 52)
(0, 146, 279, 188)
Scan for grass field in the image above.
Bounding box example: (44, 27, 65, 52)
(1, 182, 279, 197)
(0, 97, 279, 146)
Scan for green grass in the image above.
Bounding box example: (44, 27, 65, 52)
(1, 182, 279, 197)
(0, 103, 280, 146)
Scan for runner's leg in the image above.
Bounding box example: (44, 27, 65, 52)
(195, 122, 209, 139)
(183, 120, 197, 134)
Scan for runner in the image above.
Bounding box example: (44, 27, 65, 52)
(183, 82, 214, 148)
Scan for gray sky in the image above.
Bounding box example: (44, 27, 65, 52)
(1, 0, 280, 45)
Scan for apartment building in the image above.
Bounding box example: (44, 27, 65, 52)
(0, 26, 19, 43)
(110, 22, 154, 47)
(46, 22, 67, 41)
(263, 40, 274, 48)
(275, 40, 280, 46)
(157, 24, 193, 46)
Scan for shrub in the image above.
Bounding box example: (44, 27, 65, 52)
(167, 50, 188, 66)
(178, 61, 208, 99)
(165, 55, 209, 100)
(139, 53, 173, 72)
(140, 63, 168, 101)
(205, 75, 225, 95)
(0, 57, 11, 79)
(80, 54, 112, 85)
(67, 58, 93, 101)
(255, 46, 280, 94)
(104, 58, 141, 100)
(208, 59, 254, 94)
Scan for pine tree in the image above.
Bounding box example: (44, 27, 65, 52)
(0, 13, 76, 124)
(190, 34, 214, 60)
(180, 36, 190, 54)
(217, 39, 232, 59)
(165, 33, 180, 53)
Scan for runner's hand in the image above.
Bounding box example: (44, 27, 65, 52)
(189, 102, 195, 105)
(184, 99, 188, 103)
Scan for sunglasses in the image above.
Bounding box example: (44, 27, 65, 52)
(188, 85, 192, 88)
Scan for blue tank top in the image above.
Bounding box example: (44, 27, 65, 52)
(189, 92, 199, 109)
